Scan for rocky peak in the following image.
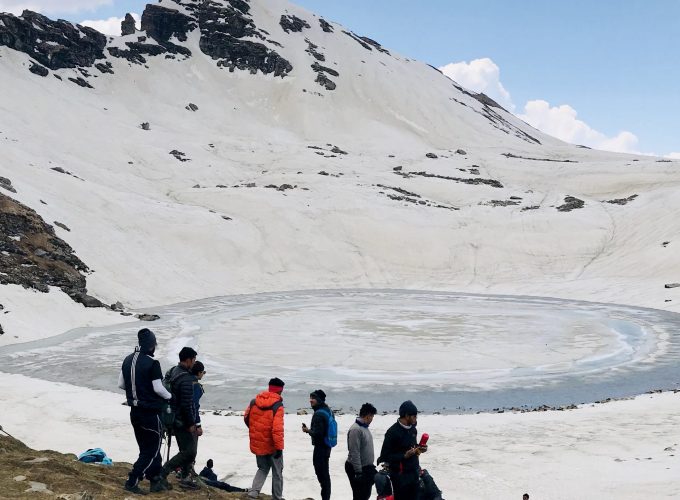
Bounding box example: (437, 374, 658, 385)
(121, 13, 137, 36)
(0, 10, 106, 70)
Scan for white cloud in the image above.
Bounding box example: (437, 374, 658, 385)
(0, 0, 112, 15)
(438, 57, 666, 155)
(439, 58, 515, 111)
(518, 100, 641, 154)
(665, 152, 680, 159)
(80, 13, 140, 36)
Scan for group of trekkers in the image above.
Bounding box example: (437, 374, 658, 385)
(119, 328, 443, 499)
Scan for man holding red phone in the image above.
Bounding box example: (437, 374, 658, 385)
(377, 401, 427, 499)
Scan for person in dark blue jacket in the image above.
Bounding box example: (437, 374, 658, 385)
(190, 360, 206, 474)
(118, 328, 171, 494)
(302, 389, 333, 500)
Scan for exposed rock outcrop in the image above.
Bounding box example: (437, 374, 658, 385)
(121, 13, 137, 36)
(280, 14, 310, 33)
(141, 4, 195, 43)
(319, 18, 334, 33)
(0, 192, 102, 307)
(0, 10, 106, 70)
(556, 196, 585, 212)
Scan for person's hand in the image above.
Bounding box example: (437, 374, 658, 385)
(301, 423, 309, 433)
(404, 446, 418, 459)
(418, 444, 428, 453)
(273, 450, 283, 459)
(188, 424, 197, 434)
(195, 426, 203, 437)
(355, 472, 363, 482)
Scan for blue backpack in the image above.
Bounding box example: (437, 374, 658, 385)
(318, 408, 338, 447)
(77, 448, 113, 465)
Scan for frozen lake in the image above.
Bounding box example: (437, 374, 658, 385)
(3, 290, 680, 413)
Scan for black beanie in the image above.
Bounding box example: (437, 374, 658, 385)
(399, 400, 418, 417)
(207, 459, 213, 469)
(310, 389, 327, 402)
(179, 346, 198, 361)
(138, 328, 156, 352)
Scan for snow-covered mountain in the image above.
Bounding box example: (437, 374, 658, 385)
(1, 0, 679, 341)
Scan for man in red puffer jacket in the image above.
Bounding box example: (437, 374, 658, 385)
(244, 377, 285, 500)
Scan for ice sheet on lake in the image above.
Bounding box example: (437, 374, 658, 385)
(3, 290, 680, 412)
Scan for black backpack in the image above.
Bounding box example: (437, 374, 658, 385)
(161, 366, 192, 431)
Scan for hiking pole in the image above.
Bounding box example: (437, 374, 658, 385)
(166, 428, 172, 463)
(0, 424, 17, 440)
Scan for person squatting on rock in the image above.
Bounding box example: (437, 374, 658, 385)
(302, 389, 333, 500)
(118, 328, 172, 494)
(345, 402, 378, 500)
(244, 377, 286, 500)
(378, 400, 427, 500)
(159, 346, 201, 490)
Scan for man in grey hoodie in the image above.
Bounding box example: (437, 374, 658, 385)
(345, 403, 378, 500)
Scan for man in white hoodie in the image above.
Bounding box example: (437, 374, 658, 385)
(345, 403, 378, 500)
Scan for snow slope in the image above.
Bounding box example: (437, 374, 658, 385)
(2, 0, 678, 325)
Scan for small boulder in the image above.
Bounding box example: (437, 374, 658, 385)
(136, 313, 160, 321)
(29, 63, 49, 77)
(426, 153, 438, 159)
(665, 283, 680, 289)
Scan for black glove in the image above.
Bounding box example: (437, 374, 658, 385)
(355, 472, 363, 482)
(273, 450, 283, 459)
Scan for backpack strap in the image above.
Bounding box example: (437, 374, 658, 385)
(244, 399, 283, 428)
(244, 399, 256, 428)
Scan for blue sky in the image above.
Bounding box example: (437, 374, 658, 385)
(3, 0, 677, 156)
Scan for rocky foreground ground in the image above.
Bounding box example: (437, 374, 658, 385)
(0, 434, 269, 500)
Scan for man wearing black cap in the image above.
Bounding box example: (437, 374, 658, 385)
(159, 346, 200, 490)
(302, 389, 333, 500)
(378, 400, 426, 500)
(118, 328, 172, 494)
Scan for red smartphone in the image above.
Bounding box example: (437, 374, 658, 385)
(419, 433, 429, 446)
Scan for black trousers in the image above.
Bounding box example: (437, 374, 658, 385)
(344, 461, 375, 500)
(129, 407, 163, 483)
(313, 445, 332, 500)
(163, 426, 198, 477)
(392, 473, 420, 500)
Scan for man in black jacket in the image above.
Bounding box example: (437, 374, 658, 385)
(378, 400, 427, 500)
(159, 346, 200, 489)
(302, 389, 333, 500)
(119, 328, 172, 494)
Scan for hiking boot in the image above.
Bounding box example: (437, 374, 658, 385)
(178, 477, 201, 490)
(123, 479, 148, 495)
(149, 476, 172, 493)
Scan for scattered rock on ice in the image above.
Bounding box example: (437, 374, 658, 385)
(664, 283, 680, 289)
(136, 313, 160, 321)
